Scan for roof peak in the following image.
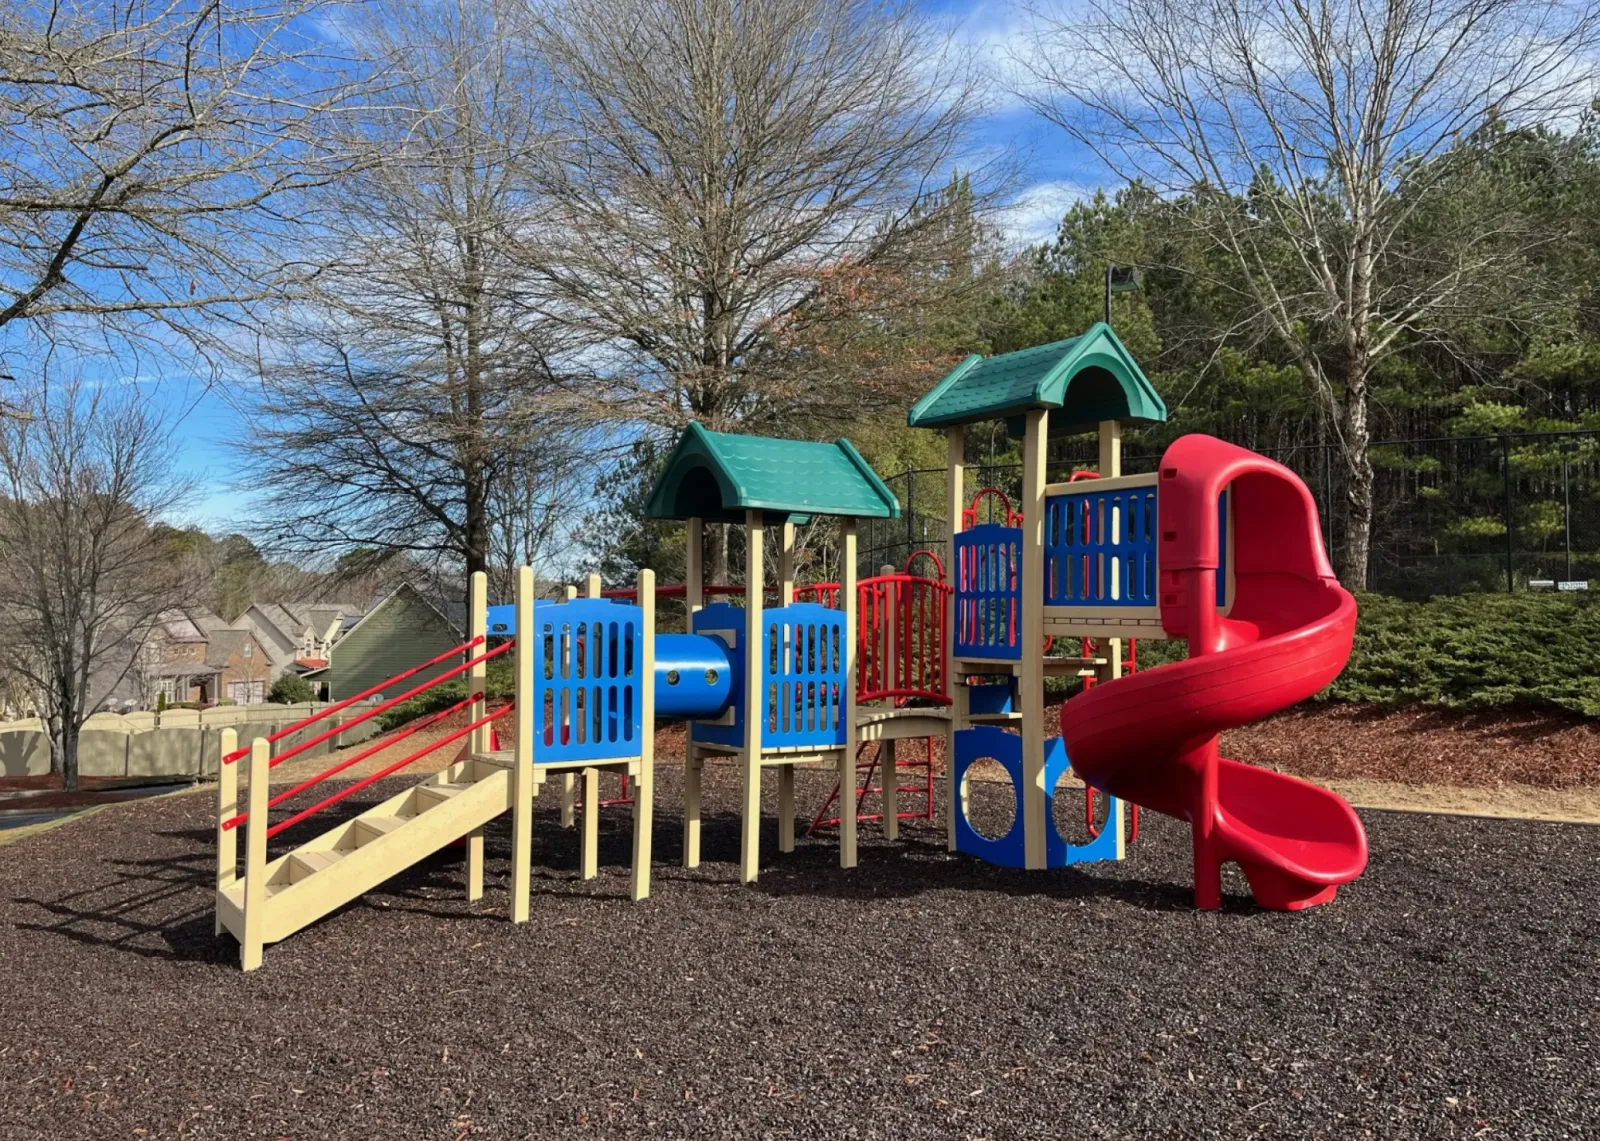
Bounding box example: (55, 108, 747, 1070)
(907, 323, 1167, 431)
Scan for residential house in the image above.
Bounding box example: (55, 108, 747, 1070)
(147, 608, 273, 706)
(231, 600, 363, 681)
(296, 584, 462, 701)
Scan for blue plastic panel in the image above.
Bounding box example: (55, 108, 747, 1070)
(533, 599, 643, 763)
(760, 603, 848, 749)
(1043, 485, 1231, 609)
(951, 727, 1122, 869)
(1043, 484, 1156, 608)
(954, 523, 1022, 659)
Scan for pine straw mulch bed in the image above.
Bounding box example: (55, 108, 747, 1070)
(1, 764, 1597, 1139)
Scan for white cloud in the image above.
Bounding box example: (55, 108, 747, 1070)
(1000, 179, 1094, 247)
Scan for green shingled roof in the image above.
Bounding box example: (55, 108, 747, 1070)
(907, 322, 1167, 431)
(643, 423, 901, 523)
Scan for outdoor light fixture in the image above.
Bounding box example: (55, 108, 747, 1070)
(1104, 264, 1140, 326)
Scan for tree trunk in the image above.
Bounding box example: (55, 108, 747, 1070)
(1337, 357, 1374, 592)
(708, 522, 730, 585)
(50, 712, 79, 793)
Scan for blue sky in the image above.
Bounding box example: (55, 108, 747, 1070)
(156, 0, 1097, 531)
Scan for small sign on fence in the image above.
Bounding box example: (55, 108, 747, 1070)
(1558, 581, 1590, 592)
(1530, 580, 1555, 590)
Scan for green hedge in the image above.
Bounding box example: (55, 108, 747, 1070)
(1099, 592, 1599, 717)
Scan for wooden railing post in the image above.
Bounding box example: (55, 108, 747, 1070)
(839, 517, 858, 869)
(511, 564, 535, 923)
(945, 426, 966, 852)
(560, 582, 579, 828)
(241, 737, 269, 971)
(466, 570, 487, 902)
(215, 727, 238, 935)
(632, 568, 656, 900)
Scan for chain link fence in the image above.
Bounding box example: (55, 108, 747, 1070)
(859, 430, 1600, 599)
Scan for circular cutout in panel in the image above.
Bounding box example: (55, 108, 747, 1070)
(704, 668, 719, 686)
(1052, 767, 1109, 846)
(665, 669, 681, 686)
(960, 759, 1017, 842)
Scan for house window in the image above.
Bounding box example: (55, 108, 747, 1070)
(228, 680, 266, 705)
(243, 642, 252, 659)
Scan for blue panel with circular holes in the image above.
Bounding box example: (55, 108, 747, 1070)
(952, 726, 1122, 869)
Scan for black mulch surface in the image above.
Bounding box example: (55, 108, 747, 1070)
(1, 763, 1596, 1140)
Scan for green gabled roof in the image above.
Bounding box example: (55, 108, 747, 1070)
(643, 423, 901, 523)
(907, 322, 1167, 431)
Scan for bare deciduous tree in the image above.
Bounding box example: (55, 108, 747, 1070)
(523, 0, 990, 579)
(1016, 0, 1600, 585)
(0, 375, 189, 790)
(247, 0, 592, 595)
(0, 0, 363, 357)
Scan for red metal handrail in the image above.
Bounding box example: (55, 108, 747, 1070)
(235, 640, 512, 771)
(857, 572, 952, 705)
(961, 486, 1023, 529)
(221, 635, 487, 764)
(901, 549, 945, 580)
(264, 704, 514, 839)
(221, 694, 476, 832)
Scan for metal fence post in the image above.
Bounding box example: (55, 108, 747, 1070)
(1501, 436, 1514, 593)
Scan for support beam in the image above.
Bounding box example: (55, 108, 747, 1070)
(465, 570, 487, 901)
(686, 516, 704, 616)
(560, 584, 577, 828)
(1098, 420, 1125, 684)
(511, 564, 535, 923)
(633, 568, 656, 900)
(1021, 409, 1049, 870)
(778, 519, 796, 604)
(881, 738, 898, 840)
(778, 764, 795, 853)
(241, 737, 270, 971)
(839, 516, 858, 869)
(740, 509, 765, 883)
(581, 767, 599, 880)
(683, 752, 702, 869)
(215, 728, 238, 935)
(944, 426, 965, 852)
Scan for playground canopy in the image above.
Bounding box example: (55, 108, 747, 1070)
(906, 322, 1167, 433)
(643, 423, 902, 524)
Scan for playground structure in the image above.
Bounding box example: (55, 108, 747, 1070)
(213, 322, 1369, 970)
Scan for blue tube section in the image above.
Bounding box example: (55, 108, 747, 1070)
(653, 633, 733, 720)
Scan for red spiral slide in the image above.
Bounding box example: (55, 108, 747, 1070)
(1060, 435, 1369, 910)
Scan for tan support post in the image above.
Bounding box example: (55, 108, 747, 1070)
(683, 517, 704, 868)
(633, 568, 655, 900)
(778, 519, 796, 603)
(511, 564, 535, 923)
(1098, 420, 1125, 684)
(740, 509, 764, 883)
(1021, 409, 1049, 871)
(465, 569, 487, 902)
(881, 738, 898, 841)
(587, 572, 602, 599)
(241, 736, 269, 971)
(777, 766, 795, 853)
(944, 426, 966, 852)
(560, 585, 578, 827)
(580, 767, 599, 880)
(839, 516, 858, 869)
(686, 516, 704, 615)
(215, 727, 238, 935)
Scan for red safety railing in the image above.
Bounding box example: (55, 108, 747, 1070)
(222, 637, 514, 835)
(961, 486, 1023, 529)
(221, 636, 488, 765)
(857, 571, 952, 705)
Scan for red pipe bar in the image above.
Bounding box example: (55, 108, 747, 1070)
(240, 640, 512, 771)
(265, 703, 515, 839)
(222, 635, 487, 764)
(222, 695, 475, 832)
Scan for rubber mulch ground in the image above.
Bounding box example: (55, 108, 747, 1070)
(0, 763, 1596, 1140)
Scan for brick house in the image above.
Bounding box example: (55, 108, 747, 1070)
(230, 601, 363, 682)
(147, 608, 273, 706)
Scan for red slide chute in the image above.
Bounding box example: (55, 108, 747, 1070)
(1060, 434, 1369, 911)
